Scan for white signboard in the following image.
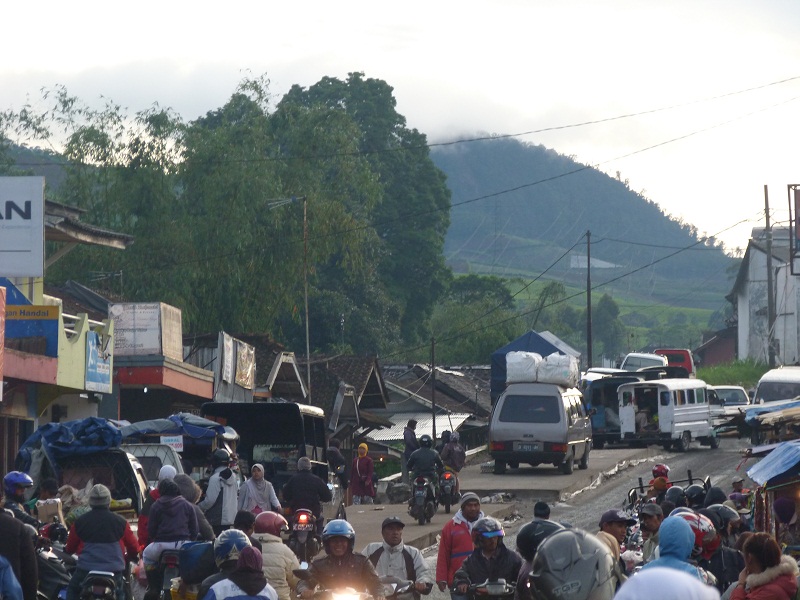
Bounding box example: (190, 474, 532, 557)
(111, 303, 162, 355)
(222, 333, 234, 383)
(160, 435, 184, 452)
(0, 177, 45, 277)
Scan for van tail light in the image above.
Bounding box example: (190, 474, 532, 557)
(490, 442, 509, 451)
(548, 443, 568, 453)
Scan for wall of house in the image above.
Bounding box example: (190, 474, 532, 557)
(775, 264, 800, 364)
(741, 250, 770, 363)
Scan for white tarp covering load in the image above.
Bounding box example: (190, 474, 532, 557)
(505, 351, 579, 388)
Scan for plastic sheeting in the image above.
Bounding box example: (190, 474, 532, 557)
(744, 400, 800, 425)
(747, 439, 800, 485)
(120, 412, 232, 440)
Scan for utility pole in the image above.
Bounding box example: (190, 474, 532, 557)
(302, 196, 312, 402)
(586, 230, 593, 369)
(431, 337, 437, 442)
(765, 185, 776, 368)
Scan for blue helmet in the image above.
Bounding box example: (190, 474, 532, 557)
(214, 528, 251, 567)
(3, 471, 34, 497)
(322, 519, 355, 553)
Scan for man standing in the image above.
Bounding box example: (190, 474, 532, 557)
(363, 517, 433, 600)
(0, 505, 37, 600)
(199, 449, 239, 535)
(402, 420, 420, 484)
(639, 503, 664, 563)
(436, 493, 484, 594)
(598, 509, 636, 575)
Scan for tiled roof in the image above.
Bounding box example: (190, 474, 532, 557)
(383, 364, 492, 418)
(362, 412, 473, 442)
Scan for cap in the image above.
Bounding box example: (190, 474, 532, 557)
(297, 457, 312, 471)
(639, 503, 663, 518)
(460, 492, 481, 507)
(382, 517, 405, 529)
(732, 475, 744, 484)
(599, 509, 636, 527)
(89, 483, 112, 507)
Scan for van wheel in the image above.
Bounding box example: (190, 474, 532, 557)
(674, 431, 691, 452)
(579, 447, 589, 470)
(593, 438, 605, 450)
(708, 436, 720, 449)
(509, 461, 519, 469)
(560, 453, 574, 475)
(493, 460, 507, 475)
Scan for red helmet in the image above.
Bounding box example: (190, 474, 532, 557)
(652, 464, 670, 479)
(254, 511, 289, 537)
(672, 511, 716, 560)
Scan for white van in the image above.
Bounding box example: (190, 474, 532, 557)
(488, 383, 591, 475)
(753, 367, 800, 408)
(618, 378, 718, 451)
(619, 352, 668, 371)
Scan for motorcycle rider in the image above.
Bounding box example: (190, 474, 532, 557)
(198, 529, 252, 600)
(199, 449, 239, 536)
(296, 520, 384, 600)
(281, 457, 332, 535)
(640, 515, 704, 580)
(436, 493, 484, 595)
(514, 519, 564, 600)
(439, 433, 466, 496)
(362, 517, 433, 600)
(435, 431, 451, 454)
(685, 484, 707, 510)
(407, 435, 443, 494)
(639, 503, 664, 563)
(452, 517, 522, 597)
(2, 472, 41, 528)
(250, 512, 300, 600)
(203, 546, 278, 600)
(696, 508, 743, 593)
(64, 484, 139, 600)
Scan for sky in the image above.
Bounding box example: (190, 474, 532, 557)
(3, 1, 800, 253)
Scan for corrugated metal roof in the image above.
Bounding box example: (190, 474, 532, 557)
(364, 412, 473, 442)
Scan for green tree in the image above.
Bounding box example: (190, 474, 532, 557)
(593, 294, 627, 357)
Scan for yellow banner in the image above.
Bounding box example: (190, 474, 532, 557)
(6, 305, 59, 319)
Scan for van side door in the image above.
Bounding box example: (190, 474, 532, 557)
(657, 389, 675, 435)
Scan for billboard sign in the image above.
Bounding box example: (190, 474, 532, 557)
(110, 302, 183, 360)
(85, 330, 112, 393)
(0, 177, 45, 277)
(5, 304, 60, 357)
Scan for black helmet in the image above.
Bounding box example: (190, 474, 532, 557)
(703, 486, 727, 508)
(211, 448, 231, 467)
(664, 485, 687, 507)
(516, 519, 564, 562)
(419, 434, 433, 448)
(704, 504, 740, 531)
(471, 517, 505, 545)
(530, 529, 617, 600)
(685, 484, 706, 508)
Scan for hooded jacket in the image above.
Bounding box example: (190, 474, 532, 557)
(199, 465, 239, 527)
(250, 532, 300, 600)
(435, 508, 485, 586)
(730, 555, 799, 600)
(174, 474, 215, 542)
(616, 566, 721, 600)
(640, 516, 703, 580)
(148, 489, 199, 542)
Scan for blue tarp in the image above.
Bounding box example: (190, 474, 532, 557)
(744, 400, 800, 425)
(747, 439, 800, 485)
(120, 412, 229, 440)
(490, 331, 562, 402)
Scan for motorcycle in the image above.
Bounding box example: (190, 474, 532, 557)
(79, 571, 119, 600)
(463, 579, 515, 600)
(379, 576, 414, 600)
(151, 550, 181, 600)
(294, 566, 375, 600)
(36, 541, 74, 600)
(287, 509, 322, 563)
(407, 474, 437, 525)
(438, 470, 459, 514)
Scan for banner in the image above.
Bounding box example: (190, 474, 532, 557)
(0, 177, 45, 277)
(235, 341, 255, 389)
(85, 330, 112, 393)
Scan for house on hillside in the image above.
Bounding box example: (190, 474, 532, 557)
(728, 227, 800, 364)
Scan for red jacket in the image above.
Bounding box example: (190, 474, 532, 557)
(730, 555, 799, 600)
(136, 488, 160, 550)
(436, 511, 483, 586)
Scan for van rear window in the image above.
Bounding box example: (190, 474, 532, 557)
(499, 395, 560, 423)
(756, 382, 800, 403)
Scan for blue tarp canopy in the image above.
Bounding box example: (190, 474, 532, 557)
(744, 400, 800, 425)
(120, 412, 231, 440)
(490, 331, 562, 401)
(747, 439, 800, 485)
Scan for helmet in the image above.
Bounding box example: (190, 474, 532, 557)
(516, 519, 564, 562)
(704, 504, 740, 531)
(664, 485, 687, 507)
(703, 486, 727, 508)
(672, 511, 717, 560)
(685, 484, 706, 508)
(530, 529, 616, 600)
(419, 435, 433, 448)
(214, 529, 251, 567)
(471, 517, 505, 544)
(3, 471, 34, 497)
(254, 511, 288, 537)
(322, 519, 356, 553)
(652, 464, 670, 479)
(211, 448, 231, 467)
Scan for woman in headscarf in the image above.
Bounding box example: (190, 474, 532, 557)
(238, 464, 281, 515)
(202, 546, 278, 600)
(350, 443, 375, 505)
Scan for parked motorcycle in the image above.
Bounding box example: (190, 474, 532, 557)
(438, 471, 459, 514)
(407, 475, 438, 525)
(287, 509, 322, 563)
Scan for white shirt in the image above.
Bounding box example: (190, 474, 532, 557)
(361, 541, 434, 585)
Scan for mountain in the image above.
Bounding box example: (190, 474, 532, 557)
(430, 137, 736, 310)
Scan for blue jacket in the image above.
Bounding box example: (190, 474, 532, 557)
(640, 516, 702, 580)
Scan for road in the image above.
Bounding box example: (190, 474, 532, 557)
(419, 435, 751, 598)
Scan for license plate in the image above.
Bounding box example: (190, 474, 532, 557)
(294, 524, 314, 531)
(515, 442, 539, 452)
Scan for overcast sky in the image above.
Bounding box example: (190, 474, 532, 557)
(3, 1, 800, 252)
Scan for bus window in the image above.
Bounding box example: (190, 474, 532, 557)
(660, 391, 671, 406)
(696, 388, 706, 404)
(622, 391, 633, 406)
(675, 390, 686, 406)
(687, 389, 696, 404)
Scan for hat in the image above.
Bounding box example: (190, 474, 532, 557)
(297, 457, 312, 471)
(460, 492, 481, 507)
(732, 475, 744, 484)
(599, 509, 636, 527)
(639, 503, 663, 518)
(382, 517, 405, 529)
(652, 477, 669, 492)
(158, 465, 177, 482)
(89, 484, 112, 507)
(773, 497, 797, 525)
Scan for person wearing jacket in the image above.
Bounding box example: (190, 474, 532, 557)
(640, 515, 703, 580)
(202, 546, 278, 600)
(250, 512, 300, 600)
(436, 493, 484, 593)
(0, 508, 37, 600)
(351, 443, 376, 505)
(326, 439, 349, 490)
(174, 473, 215, 542)
(440, 433, 466, 495)
(64, 484, 138, 600)
(402, 420, 419, 484)
(281, 457, 332, 532)
(452, 517, 522, 595)
(137, 464, 177, 550)
(730, 532, 798, 600)
(238, 464, 281, 515)
(698, 508, 744, 593)
(199, 450, 239, 535)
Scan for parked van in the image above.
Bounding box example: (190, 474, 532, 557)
(753, 367, 800, 407)
(618, 378, 718, 451)
(489, 383, 591, 475)
(655, 348, 696, 377)
(619, 352, 668, 371)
